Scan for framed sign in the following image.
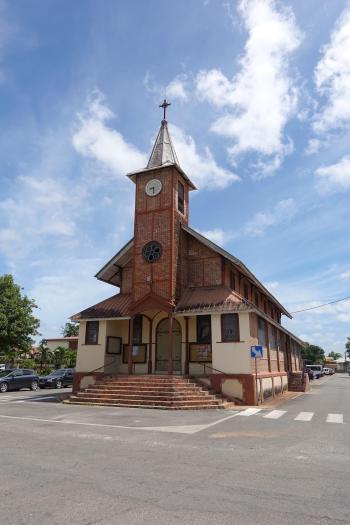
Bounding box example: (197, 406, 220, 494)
(189, 343, 212, 363)
(122, 344, 147, 364)
(106, 336, 122, 355)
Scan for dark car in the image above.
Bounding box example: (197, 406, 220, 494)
(39, 368, 75, 389)
(0, 369, 40, 393)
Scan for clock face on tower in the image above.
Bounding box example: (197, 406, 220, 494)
(145, 179, 162, 196)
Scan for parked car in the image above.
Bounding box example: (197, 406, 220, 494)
(323, 367, 334, 375)
(0, 369, 39, 393)
(306, 368, 315, 380)
(305, 365, 324, 379)
(39, 368, 75, 389)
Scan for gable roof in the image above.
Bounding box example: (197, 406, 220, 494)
(93, 225, 292, 318)
(182, 224, 292, 319)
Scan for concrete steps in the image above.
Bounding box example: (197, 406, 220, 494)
(67, 375, 233, 410)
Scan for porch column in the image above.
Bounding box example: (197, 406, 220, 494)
(167, 314, 173, 375)
(148, 317, 153, 374)
(128, 317, 134, 375)
(185, 316, 189, 376)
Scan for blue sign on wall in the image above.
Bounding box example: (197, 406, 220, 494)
(251, 345, 263, 358)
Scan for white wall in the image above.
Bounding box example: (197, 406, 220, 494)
(211, 313, 252, 375)
(76, 320, 107, 373)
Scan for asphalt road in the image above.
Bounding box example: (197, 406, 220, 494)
(0, 375, 349, 525)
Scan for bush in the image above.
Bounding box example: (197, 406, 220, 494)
(20, 358, 36, 370)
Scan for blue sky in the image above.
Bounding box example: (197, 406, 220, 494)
(0, 0, 350, 354)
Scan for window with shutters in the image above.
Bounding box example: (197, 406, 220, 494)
(221, 313, 240, 342)
(197, 315, 211, 344)
(85, 321, 99, 345)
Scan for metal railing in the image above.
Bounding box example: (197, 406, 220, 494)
(202, 363, 231, 377)
(86, 356, 119, 376)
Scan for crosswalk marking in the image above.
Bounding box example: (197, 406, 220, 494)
(294, 412, 314, 422)
(326, 413, 343, 424)
(236, 409, 344, 424)
(263, 410, 286, 419)
(237, 408, 262, 416)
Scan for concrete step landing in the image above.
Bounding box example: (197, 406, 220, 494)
(67, 375, 234, 410)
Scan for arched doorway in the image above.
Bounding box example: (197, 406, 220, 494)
(156, 318, 182, 372)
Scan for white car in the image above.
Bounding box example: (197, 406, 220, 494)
(306, 365, 324, 378)
(323, 367, 334, 375)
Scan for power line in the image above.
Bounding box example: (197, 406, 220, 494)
(290, 294, 350, 314)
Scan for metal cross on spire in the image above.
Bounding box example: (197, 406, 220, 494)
(159, 99, 171, 121)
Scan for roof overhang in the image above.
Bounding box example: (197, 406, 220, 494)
(95, 238, 134, 286)
(126, 163, 197, 191)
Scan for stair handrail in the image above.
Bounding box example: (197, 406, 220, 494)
(85, 356, 119, 375)
(202, 363, 231, 377)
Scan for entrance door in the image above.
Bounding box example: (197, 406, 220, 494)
(156, 318, 182, 372)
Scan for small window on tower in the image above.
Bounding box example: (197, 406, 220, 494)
(178, 181, 184, 214)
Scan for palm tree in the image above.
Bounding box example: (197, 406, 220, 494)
(53, 346, 69, 369)
(35, 342, 53, 372)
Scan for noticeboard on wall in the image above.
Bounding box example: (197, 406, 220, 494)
(189, 343, 212, 363)
(106, 336, 122, 355)
(122, 344, 147, 364)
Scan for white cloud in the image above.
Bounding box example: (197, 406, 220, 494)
(144, 72, 189, 102)
(305, 138, 321, 156)
(29, 257, 111, 339)
(0, 153, 87, 262)
(245, 198, 297, 236)
(170, 124, 240, 189)
(195, 0, 301, 175)
(72, 91, 237, 191)
(265, 281, 279, 292)
(166, 75, 189, 101)
(197, 228, 233, 246)
(72, 90, 147, 178)
(314, 6, 350, 132)
(340, 270, 350, 280)
(315, 155, 350, 194)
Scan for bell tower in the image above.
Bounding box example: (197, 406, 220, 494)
(127, 100, 196, 314)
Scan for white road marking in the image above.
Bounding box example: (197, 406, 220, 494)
(294, 412, 314, 422)
(326, 413, 343, 424)
(263, 410, 286, 419)
(237, 408, 262, 417)
(0, 412, 240, 435)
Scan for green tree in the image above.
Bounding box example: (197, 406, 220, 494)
(53, 346, 69, 368)
(301, 343, 325, 365)
(35, 340, 53, 372)
(0, 275, 40, 359)
(61, 322, 79, 337)
(65, 349, 76, 368)
(327, 351, 342, 360)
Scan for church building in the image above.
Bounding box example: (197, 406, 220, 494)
(71, 101, 306, 407)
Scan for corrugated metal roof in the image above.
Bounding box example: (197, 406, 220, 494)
(175, 286, 247, 314)
(71, 294, 131, 320)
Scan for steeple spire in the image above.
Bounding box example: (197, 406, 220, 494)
(147, 99, 179, 169)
